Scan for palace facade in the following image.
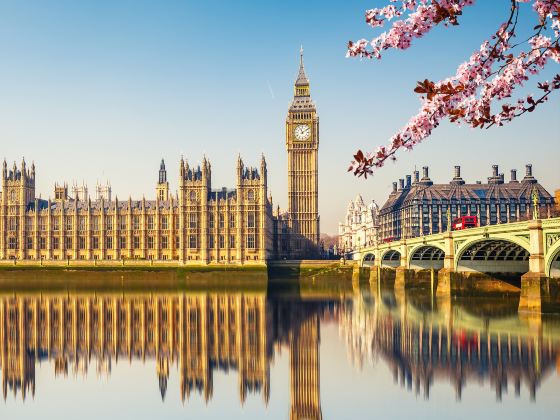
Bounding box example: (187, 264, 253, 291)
(0, 51, 322, 264)
(0, 157, 273, 264)
(379, 164, 555, 240)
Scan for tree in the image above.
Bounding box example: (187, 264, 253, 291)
(347, 0, 560, 178)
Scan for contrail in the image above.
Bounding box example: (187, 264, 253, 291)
(267, 80, 275, 99)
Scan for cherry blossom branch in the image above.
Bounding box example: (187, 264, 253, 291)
(347, 0, 560, 178)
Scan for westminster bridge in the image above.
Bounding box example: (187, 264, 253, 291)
(354, 217, 560, 312)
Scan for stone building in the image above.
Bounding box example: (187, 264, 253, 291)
(0, 156, 273, 264)
(338, 195, 380, 256)
(273, 47, 321, 259)
(379, 164, 555, 240)
(0, 50, 322, 264)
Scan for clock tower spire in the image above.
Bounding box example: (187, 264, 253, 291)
(285, 47, 320, 258)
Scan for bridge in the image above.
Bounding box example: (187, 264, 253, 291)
(353, 217, 560, 312)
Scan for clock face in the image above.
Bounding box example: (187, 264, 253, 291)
(294, 124, 311, 141)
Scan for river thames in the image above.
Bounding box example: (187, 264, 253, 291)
(0, 268, 558, 419)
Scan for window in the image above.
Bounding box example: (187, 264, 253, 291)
(65, 237, 72, 249)
(229, 213, 235, 228)
(189, 235, 197, 249)
(26, 237, 33, 250)
(189, 191, 197, 202)
(147, 215, 154, 230)
(92, 236, 99, 249)
(219, 214, 224, 229)
(247, 190, 254, 201)
(247, 213, 255, 228)
(52, 237, 59, 249)
(119, 236, 127, 249)
(175, 236, 180, 249)
(9, 217, 17, 231)
(209, 214, 214, 229)
(147, 236, 154, 249)
(106, 236, 113, 249)
(39, 237, 46, 250)
(161, 216, 168, 230)
(26, 218, 33, 231)
(79, 237, 86, 250)
(133, 236, 140, 249)
(133, 215, 140, 230)
(119, 216, 127, 230)
(219, 235, 225, 249)
(39, 217, 47, 231)
(247, 235, 255, 249)
(105, 216, 113, 230)
(52, 218, 60, 231)
(79, 216, 87, 231)
(161, 235, 168, 249)
(91, 216, 99, 231)
(65, 216, 73, 231)
(209, 236, 214, 249)
(189, 213, 197, 228)
(229, 235, 235, 248)
(8, 237, 17, 249)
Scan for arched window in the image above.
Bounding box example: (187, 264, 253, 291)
(189, 191, 196, 202)
(247, 190, 254, 201)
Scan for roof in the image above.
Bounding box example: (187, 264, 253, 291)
(380, 178, 554, 214)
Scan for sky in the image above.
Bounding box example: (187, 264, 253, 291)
(0, 0, 558, 234)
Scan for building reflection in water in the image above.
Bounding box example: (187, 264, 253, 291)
(340, 289, 560, 401)
(0, 288, 559, 411)
(0, 290, 325, 420)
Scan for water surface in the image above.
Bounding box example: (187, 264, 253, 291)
(0, 270, 559, 419)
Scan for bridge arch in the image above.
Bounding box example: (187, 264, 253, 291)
(455, 238, 530, 274)
(408, 245, 445, 270)
(381, 249, 400, 268)
(545, 240, 560, 278)
(361, 252, 376, 267)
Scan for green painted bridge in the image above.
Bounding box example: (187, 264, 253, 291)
(354, 217, 560, 311)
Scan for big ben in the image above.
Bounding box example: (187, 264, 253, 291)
(286, 47, 320, 258)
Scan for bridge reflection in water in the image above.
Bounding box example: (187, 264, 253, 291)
(0, 281, 559, 413)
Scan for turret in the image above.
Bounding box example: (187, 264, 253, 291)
(156, 159, 169, 201)
(179, 156, 185, 178)
(260, 154, 267, 187)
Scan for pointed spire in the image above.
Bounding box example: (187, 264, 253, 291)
(295, 45, 309, 87)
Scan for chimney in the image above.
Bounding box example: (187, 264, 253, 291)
(392, 182, 398, 193)
(398, 178, 404, 191)
(413, 170, 419, 184)
(406, 175, 411, 188)
(454, 165, 461, 179)
(492, 165, 498, 178)
(510, 169, 517, 182)
(525, 164, 533, 177)
(451, 165, 465, 185)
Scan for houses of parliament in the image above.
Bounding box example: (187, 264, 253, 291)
(0, 50, 320, 264)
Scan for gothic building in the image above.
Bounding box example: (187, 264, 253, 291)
(379, 164, 555, 240)
(0, 156, 273, 264)
(274, 48, 321, 259)
(338, 195, 380, 256)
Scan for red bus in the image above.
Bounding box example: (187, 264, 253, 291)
(452, 216, 478, 230)
(383, 236, 398, 243)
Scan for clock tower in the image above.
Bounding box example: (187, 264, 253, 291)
(286, 47, 320, 258)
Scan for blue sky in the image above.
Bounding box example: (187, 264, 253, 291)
(0, 0, 558, 234)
